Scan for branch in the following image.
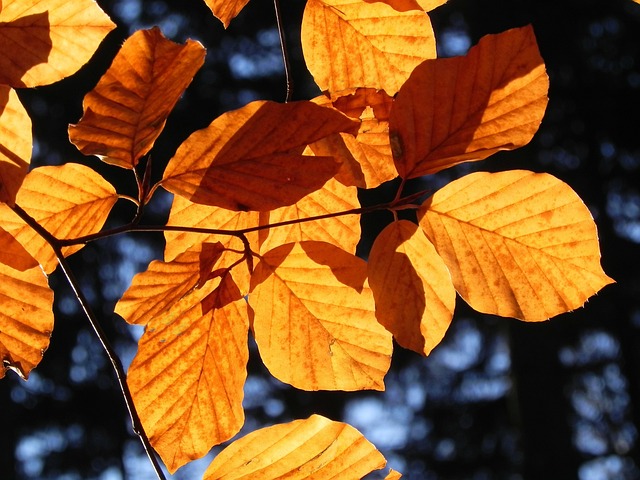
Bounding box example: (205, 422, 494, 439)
(274, 0, 293, 102)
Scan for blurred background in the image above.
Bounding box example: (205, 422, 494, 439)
(1, 0, 639, 478)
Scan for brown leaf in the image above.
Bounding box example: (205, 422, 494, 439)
(0, 85, 30, 205)
(389, 25, 549, 179)
(69, 27, 206, 169)
(161, 100, 359, 211)
(0, 226, 38, 271)
(418, 170, 615, 320)
(203, 0, 251, 28)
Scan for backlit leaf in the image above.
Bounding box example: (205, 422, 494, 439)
(0, 262, 54, 380)
(364, 0, 447, 11)
(389, 25, 549, 179)
(258, 177, 361, 254)
(162, 100, 359, 211)
(250, 241, 392, 391)
(203, 0, 251, 28)
(203, 414, 387, 479)
(0, 0, 115, 87)
(418, 170, 615, 321)
(0, 85, 30, 205)
(302, 0, 436, 96)
(69, 27, 206, 169)
(368, 220, 455, 355)
(0, 226, 38, 271)
(385, 469, 403, 479)
(0, 164, 117, 273)
(128, 275, 250, 473)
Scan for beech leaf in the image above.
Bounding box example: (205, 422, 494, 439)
(364, 0, 447, 11)
(203, 414, 388, 479)
(418, 170, 615, 321)
(0, 262, 54, 380)
(301, 0, 436, 96)
(69, 27, 206, 169)
(127, 275, 250, 473)
(161, 100, 359, 211)
(0, 0, 115, 87)
(368, 220, 455, 355)
(249, 241, 393, 391)
(389, 25, 549, 179)
(0, 226, 38, 271)
(0, 85, 30, 205)
(203, 0, 251, 28)
(0, 164, 118, 273)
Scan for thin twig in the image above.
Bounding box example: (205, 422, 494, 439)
(274, 0, 293, 102)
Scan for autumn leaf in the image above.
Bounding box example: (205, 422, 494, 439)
(258, 177, 361, 254)
(203, 0, 251, 28)
(0, 262, 54, 380)
(389, 25, 549, 179)
(0, 164, 118, 273)
(249, 241, 392, 391)
(127, 274, 250, 473)
(368, 220, 455, 355)
(69, 28, 205, 169)
(161, 100, 359, 211)
(301, 0, 436, 96)
(203, 414, 388, 479)
(364, 0, 447, 11)
(418, 170, 614, 321)
(0, 85, 30, 205)
(0, 0, 115, 87)
(385, 469, 404, 479)
(0, 226, 38, 271)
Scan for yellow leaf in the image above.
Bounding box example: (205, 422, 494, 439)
(203, 0, 251, 28)
(250, 241, 392, 391)
(389, 25, 549, 179)
(127, 275, 250, 473)
(115, 242, 225, 325)
(0, 0, 115, 87)
(161, 100, 359, 211)
(0, 85, 31, 205)
(368, 220, 455, 355)
(164, 196, 260, 294)
(364, 0, 447, 11)
(311, 89, 398, 188)
(301, 0, 436, 96)
(385, 469, 403, 479)
(258, 177, 361, 254)
(418, 170, 615, 321)
(69, 27, 206, 169)
(0, 226, 38, 271)
(203, 414, 387, 479)
(0, 164, 117, 273)
(0, 262, 54, 380)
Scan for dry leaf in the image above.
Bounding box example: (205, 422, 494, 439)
(203, 0, 251, 28)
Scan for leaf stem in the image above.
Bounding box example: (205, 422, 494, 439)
(274, 0, 293, 102)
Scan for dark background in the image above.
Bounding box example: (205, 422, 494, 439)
(1, 0, 639, 478)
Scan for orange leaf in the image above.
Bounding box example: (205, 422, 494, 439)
(69, 27, 206, 169)
(364, 0, 447, 11)
(0, 226, 38, 271)
(0, 164, 117, 273)
(127, 275, 250, 473)
(203, 414, 387, 479)
(0, 262, 54, 380)
(164, 196, 260, 294)
(202, 0, 251, 28)
(0, 0, 115, 87)
(249, 241, 392, 391)
(115, 242, 225, 325)
(418, 170, 615, 321)
(258, 177, 361, 254)
(0, 85, 30, 205)
(389, 25, 549, 179)
(385, 469, 404, 479)
(161, 100, 359, 211)
(301, 0, 436, 96)
(311, 89, 398, 188)
(368, 220, 455, 355)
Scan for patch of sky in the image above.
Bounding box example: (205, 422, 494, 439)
(606, 185, 640, 243)
(559, 330, 620, 367)
(579, 455, 640, 480)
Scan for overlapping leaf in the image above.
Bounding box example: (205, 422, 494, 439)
(69, 27, 206, 168)
(389, 25, 549, 179)
(0, 262, 54, 380)
(203, 0, 251, 28)
(0, 226, 37, 271)
(368, 220, 455, 355)
(418, 170, 614, 321)
(162, 100, 359, 211)
(0, 0, 115, 87)
(301, 0, 436, 96)
(203, 414, 388, 479)
(250, 241, 392, 391)
(127, 274, 250, 473)
(0, 164, 117, 273)
(0, 85, 30, 205)
(364, 0, 447, 11)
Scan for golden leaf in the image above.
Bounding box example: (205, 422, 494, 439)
(202, 0, 251, 28)
(0, 85, 30, 205)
